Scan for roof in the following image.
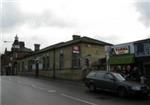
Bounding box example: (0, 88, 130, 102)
(20, 47, 33, 52)
(36, 36, 112, 54)
(18, 36, 112, 59)
(134, 38, 150, 44)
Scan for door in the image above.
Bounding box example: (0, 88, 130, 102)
(102, 73, 117, 92)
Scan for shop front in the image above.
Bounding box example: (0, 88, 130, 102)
(109, 43, 136, 73)
(135, 56, 150, 75)
(134, 38, 150, 75)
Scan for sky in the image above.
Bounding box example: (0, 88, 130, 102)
(0, 0, 150, 53)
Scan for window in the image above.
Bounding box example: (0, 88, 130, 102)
(145, 44, 150, 55)
(46, 57, 50, 70)
(72, 53, 80, 69)
(96, 72, 105, 79)
(59, 53, 64, 70)
(72, 45, 80, 69)
(43, 57, 46, 69)
(22, 62, 24, 71)
(137, 44, 144, 54)
(104, 73, 114, 80)
(43, 56, 50, 70)
(87, 72, 96, 77)
(28, 60, 32, 71)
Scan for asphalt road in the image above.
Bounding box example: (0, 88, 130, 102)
(1, 76, 150, 105)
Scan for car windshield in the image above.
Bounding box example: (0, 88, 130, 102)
(113, 73, 125, 81)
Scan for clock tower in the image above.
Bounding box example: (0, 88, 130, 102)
(12, 35, 20, 51)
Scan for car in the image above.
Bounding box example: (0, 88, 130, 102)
(84, 71, 150, 97)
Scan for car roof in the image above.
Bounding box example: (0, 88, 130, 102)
(89, 70, 117, 74)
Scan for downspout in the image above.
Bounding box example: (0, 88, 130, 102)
(53, 47, 56, 79)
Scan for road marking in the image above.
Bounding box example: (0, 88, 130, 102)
(31, 84, 37, 88)
(37, 87, 45, 90)
(48, 90, 56, 93)
(61, 93, 98, 105)
(8, 78, 11, 81)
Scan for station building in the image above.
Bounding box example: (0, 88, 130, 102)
(17, 35, 112, 80)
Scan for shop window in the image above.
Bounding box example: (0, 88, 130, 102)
(137, 44, 144, 54)
(145, 44, 150, 55)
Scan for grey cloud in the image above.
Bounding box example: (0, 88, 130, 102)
(94, 35, 121, 44)
(25, 10, 73, 28)
(135, 1, 150, 27)
(0, 2, 25, 32)
(1, 2, 75, 33)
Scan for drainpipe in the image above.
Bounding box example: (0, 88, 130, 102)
(53, 48, 56, 79)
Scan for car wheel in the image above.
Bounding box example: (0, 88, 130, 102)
(118, 87, 127, 97)
(89, 84, 96, 92)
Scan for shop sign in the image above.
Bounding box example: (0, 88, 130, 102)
(72, 45, 80, 54)
(114, 46, 129, 55)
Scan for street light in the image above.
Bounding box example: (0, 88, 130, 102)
(4, 41, 13, 43)
(105, 46, 111, 71)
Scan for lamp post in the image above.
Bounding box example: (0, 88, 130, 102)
(105, 46, 111, 71)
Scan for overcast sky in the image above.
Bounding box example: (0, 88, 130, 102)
(0, 0, 150, 53)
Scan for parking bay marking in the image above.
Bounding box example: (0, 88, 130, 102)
(61, 93, 98, 105)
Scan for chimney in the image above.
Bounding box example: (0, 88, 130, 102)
(34, 44, 40, 51)
(73, 35, 81, 40)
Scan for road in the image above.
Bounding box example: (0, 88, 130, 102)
(1, 76, 150, 105)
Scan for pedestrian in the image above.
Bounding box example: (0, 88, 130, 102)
(116, 65, 121, 73)
(121, 66, 126, 77)
(125, 65, 131, 80)
(130, 66, 140, 81)
(112, 66, 117, 72)
(140, 75, 146, 84)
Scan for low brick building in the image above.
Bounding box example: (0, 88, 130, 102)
(17, 35, 112, 80)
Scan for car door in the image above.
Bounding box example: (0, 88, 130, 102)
(103, 73, 117, 92)
(94, 72, 105, 89)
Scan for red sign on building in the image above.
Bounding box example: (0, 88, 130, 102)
(72, 46, 80, 54)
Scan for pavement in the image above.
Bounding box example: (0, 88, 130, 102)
(1, 76, 150, 105)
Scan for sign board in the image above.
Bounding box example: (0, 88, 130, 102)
(114, 46, 129, 55)
(72, 45, 80, 54)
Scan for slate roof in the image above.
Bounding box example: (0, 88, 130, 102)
(35, 36, 112, 54)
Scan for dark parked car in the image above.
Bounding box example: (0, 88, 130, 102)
(85, 71, 150, 97)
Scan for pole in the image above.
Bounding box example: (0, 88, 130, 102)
(105, 46, 110, 71)
(106, 53, 110, 71)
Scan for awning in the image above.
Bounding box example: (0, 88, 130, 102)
(109, 54, 135, 65)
